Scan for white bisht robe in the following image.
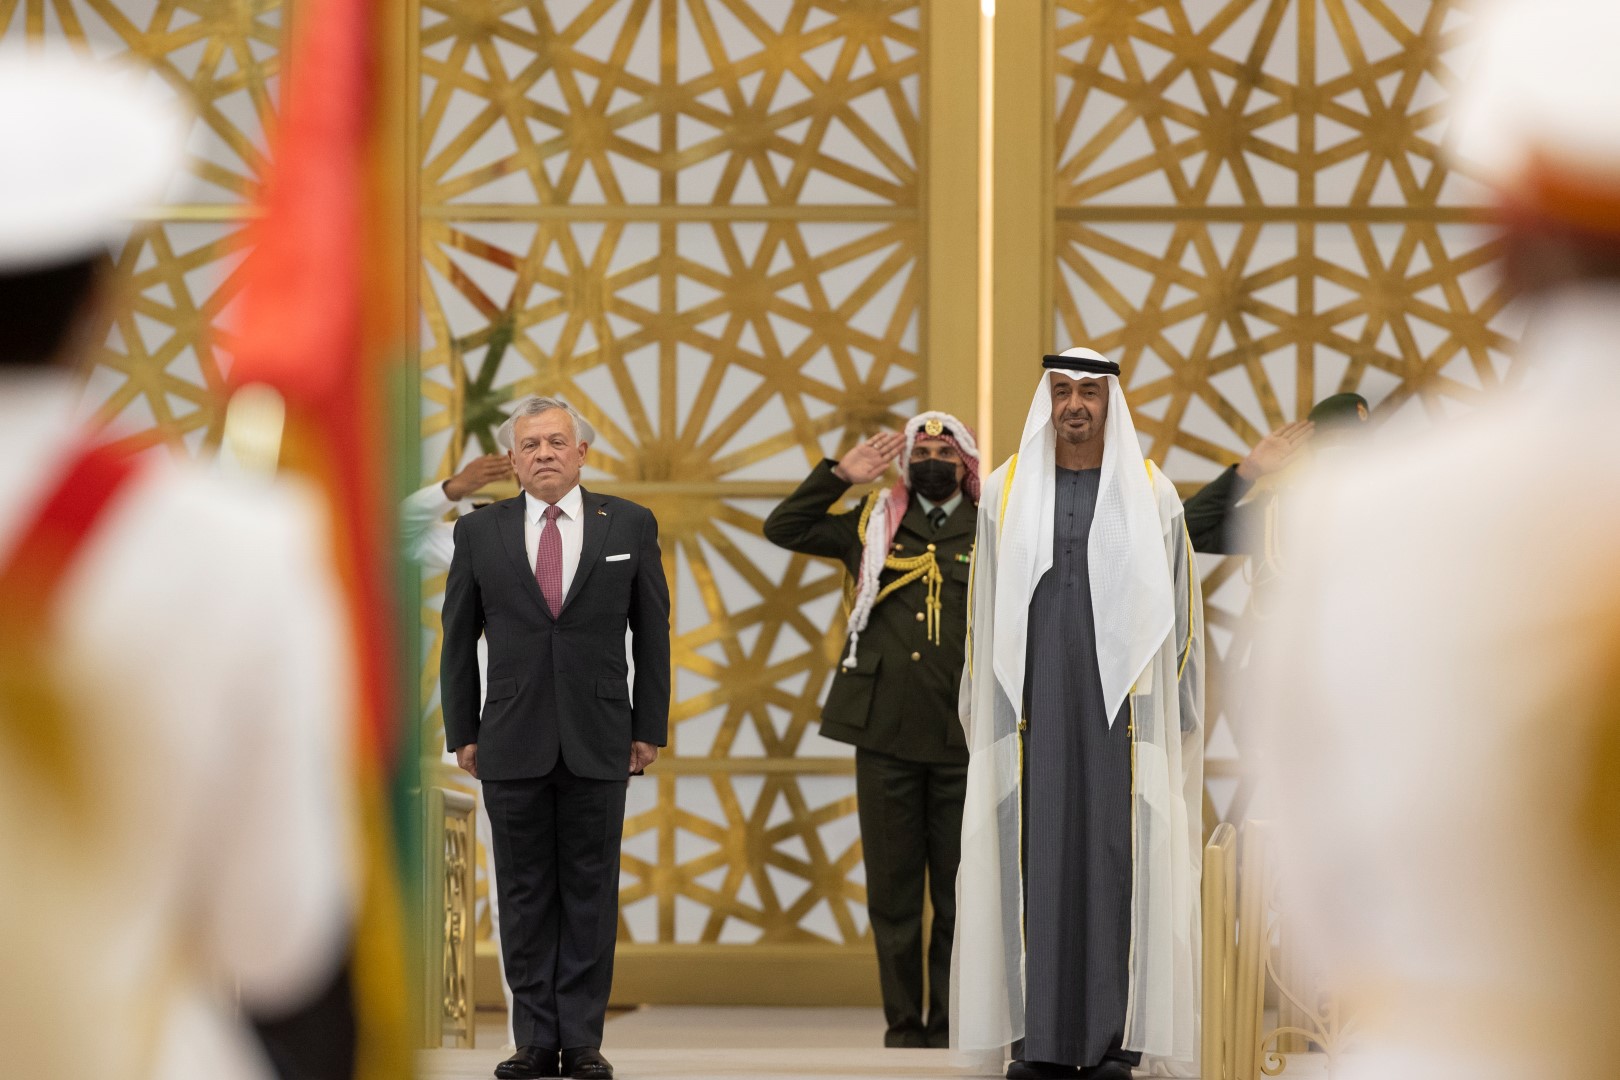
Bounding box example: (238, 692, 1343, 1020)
(951, 360, 1204, 1075)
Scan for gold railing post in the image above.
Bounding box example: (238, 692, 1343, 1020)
(424, 787, 477, 1048)
(1233, 820, 1274, 1080)
(1275, 912, 1310, 1056)
(1202, 822, 1238, 1080)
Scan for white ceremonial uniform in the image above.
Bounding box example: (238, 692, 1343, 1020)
(1253, 287, 1620, 1080)
(1250, 2, 1620, 1076)
(0, 373, 355, 1080)
(400, 479, 518, 1045)
(399, 480, 461, 572)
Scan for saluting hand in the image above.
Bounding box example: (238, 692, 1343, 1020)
(1238, 420, 1313, 482)
(832, 432, 905, 485)
(443, 454, 514, 501)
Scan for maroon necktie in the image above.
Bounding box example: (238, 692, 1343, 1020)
(535, 504, 563, 616)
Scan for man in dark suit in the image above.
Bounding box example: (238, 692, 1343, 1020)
(762, 413, 979, 1049)
(441, 396, 670, 1080)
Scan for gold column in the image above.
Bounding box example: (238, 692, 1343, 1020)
(924, 1, 981, 428)
(987, 0, 1052, 464)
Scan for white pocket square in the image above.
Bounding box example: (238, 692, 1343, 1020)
(605, 553, 631, 562)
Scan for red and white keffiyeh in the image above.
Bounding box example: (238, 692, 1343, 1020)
(842, 411, 980, 667)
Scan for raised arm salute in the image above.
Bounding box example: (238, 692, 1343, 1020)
(764, 414, 981, 1049)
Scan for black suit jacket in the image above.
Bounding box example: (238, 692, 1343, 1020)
(440, 488, 671, 782)
(1183, 463, 1256, 555)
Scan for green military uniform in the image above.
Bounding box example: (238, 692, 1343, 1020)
(763, 458, 974, 1047)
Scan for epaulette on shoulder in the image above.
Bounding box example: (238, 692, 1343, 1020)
(828, 489, 879, 517)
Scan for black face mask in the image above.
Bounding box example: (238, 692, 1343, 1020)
(909, 458, 960, 502)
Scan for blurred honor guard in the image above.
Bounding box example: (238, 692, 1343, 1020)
(440, 396, 670, 1080)
(0, 52, 354, 1080)
(954, 349, 1203, 1080)
(763, 412, 980, 1048)
(1253, 2, 1620, 1077)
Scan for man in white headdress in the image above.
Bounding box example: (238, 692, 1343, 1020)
(765, 411, 981, 1048)
(0, 51, 354, 1080)
(1251, 1, 1620, 1077)
(954, 349, 1203, 1080)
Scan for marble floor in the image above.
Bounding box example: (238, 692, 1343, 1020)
(422, 1007, 970, 1079)
(420, 1006, 1341, 1080)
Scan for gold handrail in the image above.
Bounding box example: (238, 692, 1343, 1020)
(1232, 820, 1274, 1080)
(1202, 822, 1239, 1080)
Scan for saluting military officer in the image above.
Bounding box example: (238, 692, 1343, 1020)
(763, 412, 980, 1049)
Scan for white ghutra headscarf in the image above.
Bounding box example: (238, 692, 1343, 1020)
(991, 348, 1173, 728)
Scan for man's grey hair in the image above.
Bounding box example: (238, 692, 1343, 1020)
(495, 395, 597, 451)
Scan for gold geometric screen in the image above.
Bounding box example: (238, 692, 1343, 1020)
(1050, 0, 1518, 826)
(415, 0, 925, 951)
(2, 0, 280, 453)
(18, 0, 1521, 990)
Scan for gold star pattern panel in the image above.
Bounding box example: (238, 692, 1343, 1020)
(1054, 0, 1487, 208)
(1052, 1, 1521, 828)
(419, 0, 921, 207)
(665, 498, 851, 759)
(11, 1, 283, 455)
(1056, 219, 1514, 472)
(637, 495, 862, 943)
(78, 221, 250, 453)
(419, 0, 926, 951)
(621, 774, 866, 945)
(2, 0, 283, 204)
(418, 218, 922, 482)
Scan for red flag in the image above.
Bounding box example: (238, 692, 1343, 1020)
(229, 0, 415, 1074)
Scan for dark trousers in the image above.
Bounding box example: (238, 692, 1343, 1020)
(483, 761, 627, 1050)
(854, 747, 967, 1048)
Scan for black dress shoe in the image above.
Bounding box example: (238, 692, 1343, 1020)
(1006, 1061, 1080, 1079)
(494, 1045, 559, 1079)
(561, 1046, 614, 1079)
(1078, 1061, 1134, 1080)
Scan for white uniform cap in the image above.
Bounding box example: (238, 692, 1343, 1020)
(0, 49, 190, 272)
(1450, 0, 1620, 223)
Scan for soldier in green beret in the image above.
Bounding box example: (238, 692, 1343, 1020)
(763, 412, 980, 1048)
(1183, 393, 1370, 555)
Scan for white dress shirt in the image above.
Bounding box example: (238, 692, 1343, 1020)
(524, 483, 584, 598)
(916, 490, 964, 520)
